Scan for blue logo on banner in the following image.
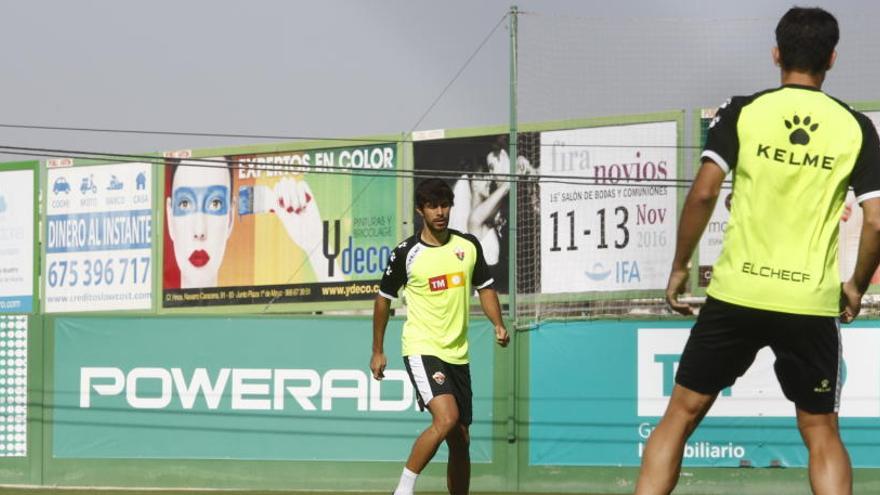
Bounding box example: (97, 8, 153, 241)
(53, 177, 71, 195)
(584, 262, 611, 281)
(0, 296, 32, 313)
(107, 175, 124, 191)
(80, 175, 98, 195)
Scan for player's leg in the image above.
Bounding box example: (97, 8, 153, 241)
(396, 356, 461, 494)
(405, 393, 461, 474)
(634, 384, 716, 495)
(444, 362, 473, 494)
(797, 409, 851, 495)
(636, 297, 764, 495)
(393, 395, 460, 495)
(772, 314, 848, 495)
(445, 422, 470, 494)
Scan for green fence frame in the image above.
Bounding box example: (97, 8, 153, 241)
(2, 98, 880, 492)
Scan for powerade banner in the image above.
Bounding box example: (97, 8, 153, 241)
(529, 320, 880, 467)
(538, 121, 678, 293)
(52, 316, 494, 461)
(162, 144, 398, 307)
(413, 134, 532, 294)
(0, 166, 35, 313)
(45, 164, 153, 313)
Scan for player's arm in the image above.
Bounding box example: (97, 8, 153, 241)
(668, 99, 740, 314)
(667, 161, 726, 314)
(842, 198, 880, 323)
(842, 114, 880, 322)
(371, 295, 391, 380)
(468, 233, 509, 347)
(371, 243, 408, 379)
(478, 287, 509, 347)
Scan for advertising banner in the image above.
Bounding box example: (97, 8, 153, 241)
(0, 315, 27, 457)
(45, 164, 153, 313)
(53, 316, 494, 461)
(162, 144, 398, 308)
(529, 320, 880, 467)
(413, 135, 524, 293)
(538, 121, 678, 293)
(0, 167, 35, 313)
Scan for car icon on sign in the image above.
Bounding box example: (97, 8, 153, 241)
(53, 177, 71, 194)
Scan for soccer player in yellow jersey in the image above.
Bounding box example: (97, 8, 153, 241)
(636, 7, 880, 495)
(371, 178, 509, 495)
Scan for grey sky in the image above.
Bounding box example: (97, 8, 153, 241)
(1, 1, 878, 161)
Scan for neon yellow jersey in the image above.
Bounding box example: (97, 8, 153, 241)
(379, 230, 494, 364)
(703, 85, 880, 316)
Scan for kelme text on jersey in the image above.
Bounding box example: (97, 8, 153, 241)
(756, 144, 835, 171)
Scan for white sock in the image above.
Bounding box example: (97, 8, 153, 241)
(393, 467, 418, 495)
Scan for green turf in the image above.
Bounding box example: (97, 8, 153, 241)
(0, 490, 614, 495)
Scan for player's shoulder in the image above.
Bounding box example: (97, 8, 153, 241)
(708, 88, 792, 130)
(839, 101, 874, 130)
(391, 234, 420, 256)
(720, 88, 780, 113)
(449, 229, 481, 249)
(706, 95, 750, 129)
(821, 93, 874, 134)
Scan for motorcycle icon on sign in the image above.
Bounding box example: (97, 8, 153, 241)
(80, 175, 97, 194)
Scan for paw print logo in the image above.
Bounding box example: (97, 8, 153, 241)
(784, 114, 819, 145)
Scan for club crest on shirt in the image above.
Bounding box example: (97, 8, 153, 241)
(454, 247, 465, 261)
(432, 371, 446, 385)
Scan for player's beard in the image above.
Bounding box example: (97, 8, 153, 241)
(423, 215, 449, 238)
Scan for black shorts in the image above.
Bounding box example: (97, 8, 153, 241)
(403, 355, 472, 425)
(676, 296, 841, 414)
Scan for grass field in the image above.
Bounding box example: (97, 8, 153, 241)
(0, 489, 615, 495)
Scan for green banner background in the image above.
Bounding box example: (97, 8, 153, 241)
(53, 316, 494, 461)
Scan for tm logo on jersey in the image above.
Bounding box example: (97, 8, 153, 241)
(784, 114, 819, 145)
(429, 272, 465, 292)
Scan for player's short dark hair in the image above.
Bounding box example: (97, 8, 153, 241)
(775, 7, 839, 74)
(415, 178, 454, 209)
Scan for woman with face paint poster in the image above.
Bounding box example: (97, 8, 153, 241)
(163, 159, 339, 294)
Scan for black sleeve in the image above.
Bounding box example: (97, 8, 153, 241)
(466, 234, 494, 290)
(701, 97, 745, 174)
(378, 240, 410, 299)
(849, 113, 880, 202)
